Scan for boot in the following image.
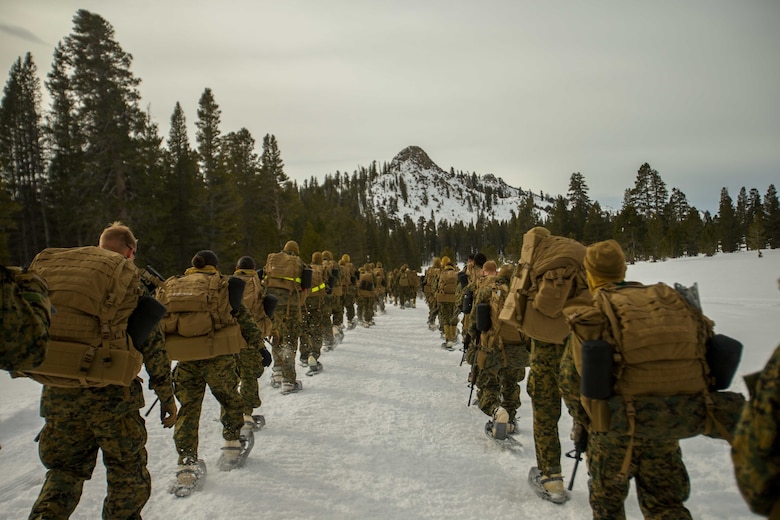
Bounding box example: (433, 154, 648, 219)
(492, 406, 509, 439)
(218, 439, 241, 471)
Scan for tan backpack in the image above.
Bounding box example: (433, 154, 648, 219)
(323, 259, 344, 296)
(309, 264, 327, 298)
(265, 252, 301, 290)
(357, 271, 374, 297)
(233, 270, 273, 338)
(499, 231, 587, 344)
(23, 246, 143, 387)
(436, 268, 459, 303)
(571, 282, 740, 481)
(156, 270, 242, 361)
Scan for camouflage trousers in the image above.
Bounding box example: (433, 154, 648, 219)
(270, 308, 304, 382)
(329, 293, 344, 328)
(399, 286, 414, 308)
(357, 294, 375, 323)
(238, 347, 263, 415)
(438, 301, 457, 327)
(344, 288, 357, 322)
(426, 295, 439, 324)
(477, 341, 530, 422)
(301, 298, 326, 361)
(587, 433, 691, 520)
(173, 355, 243, 465)
(527, 339, 565, 475)
(30, 393, 150, 519)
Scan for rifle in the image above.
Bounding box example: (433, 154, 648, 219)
(460, 333, 471, 366)
(565, 423, 589, 490)
(139, 264, 166, 293)
(466, 333, 480, 406)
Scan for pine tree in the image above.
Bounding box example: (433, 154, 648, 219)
(762, 184, 779, 249)
(44, 42, 89, 245)
(735, 187, 749, 244)
(53, 9, 145, 230)
(717, 187, 740, 252)
(259, 133, 298, 249)
(0, 53, 49, 263)
(566, 172, 590, 241)
(223, 127, 263, 256)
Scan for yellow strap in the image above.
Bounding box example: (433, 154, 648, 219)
(271, 275, 302, 284)
(311, 282, 327, 293)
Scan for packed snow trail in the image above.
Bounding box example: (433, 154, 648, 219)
(5, 245, 776, 520)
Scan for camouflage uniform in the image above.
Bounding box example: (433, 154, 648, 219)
(356, 265, 376, 325)
(424, 261, 441, 326)
(398, 266, 415, 309)
(527, 339, 566, 477)
(732, 344, 780, 517)
(562, 317, 691, 520)
(233, 305, 267, 416)
(1, 265, 50, 372)
(173, 353, 243, 465)
(232, 268, 272, 416)
(264, 248, 307, 384)
(325, 258, 345, 330)
(588, 434, 691, 520)
(301, 279, 327, 363)
(340, 257, 357, 327)
(475, 273, 530, 423)
(30, 324, 174, 519)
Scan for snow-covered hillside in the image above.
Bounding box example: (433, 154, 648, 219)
(367, 146, 545, 224)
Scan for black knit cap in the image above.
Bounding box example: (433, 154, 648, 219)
(473, 252, 487, 268)
(192, 250, 219, 268)
(236, 256, 256, 270)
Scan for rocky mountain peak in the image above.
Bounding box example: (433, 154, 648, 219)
(389, 145, 442, 173)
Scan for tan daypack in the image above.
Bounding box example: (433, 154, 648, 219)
(570, 282, 739, 481)
(499, 232, 587, 344)
(489, 278, 527, 347)
(323, 259, 344, 297)
(265, 252, 302, 288)
(233, 270, 273, 339)
(357, 271, 374, 297)
(156, 270, 242, 361)
(308, 264, 327, 298)
(23, 246, 143, 387)
(436, 268, 459, 303)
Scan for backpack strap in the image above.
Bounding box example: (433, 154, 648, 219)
(617, 398, 636, 483)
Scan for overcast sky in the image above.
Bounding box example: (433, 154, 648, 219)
(2, 1, 778, 213)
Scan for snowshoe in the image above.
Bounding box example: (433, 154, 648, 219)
(306, 362, 323, 376)
(528, 466, 569, 504)
(484, 421, 523, 452)
(244, 414, 265, 432)
(169, 459, 207, 498)
(280, 380, 302, 395)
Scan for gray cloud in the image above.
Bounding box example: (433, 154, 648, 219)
(0, 23, 49, 46)
(1, 1, 779, 214)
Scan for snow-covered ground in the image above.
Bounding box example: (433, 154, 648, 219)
(1, 249, 778, 519)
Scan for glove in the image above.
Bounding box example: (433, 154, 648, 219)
(259, 346, 272, 367)
(227, 276, 246, 312)
(160, 399, 178, 428)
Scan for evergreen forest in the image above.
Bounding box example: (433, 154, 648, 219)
(2, 10, 779, 275)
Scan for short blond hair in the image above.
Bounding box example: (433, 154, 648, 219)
(99, 221, 137, 253)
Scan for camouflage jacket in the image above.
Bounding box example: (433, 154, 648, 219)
(732, 344, 780, 517)
(1, 265, 50, 372)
